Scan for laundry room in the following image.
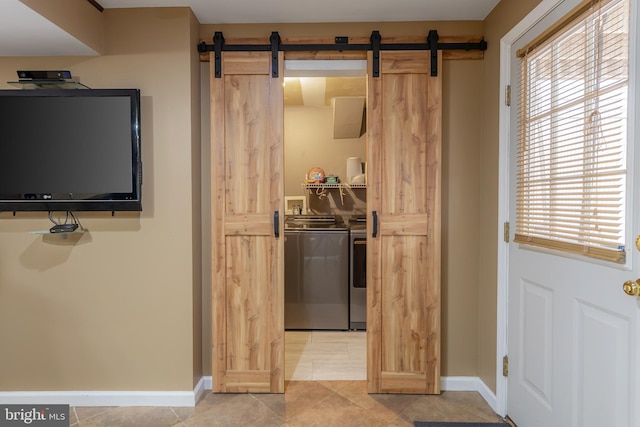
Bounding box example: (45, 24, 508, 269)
(283, 61, 368, 380)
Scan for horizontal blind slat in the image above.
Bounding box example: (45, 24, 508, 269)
(514, 234, 626, 263)
(516, 0, 629, 263)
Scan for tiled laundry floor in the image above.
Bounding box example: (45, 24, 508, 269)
(285, 331, 366, 380)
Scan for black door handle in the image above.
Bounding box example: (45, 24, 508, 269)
(372, 210, 378, 238)
(274, 210, 280, 238)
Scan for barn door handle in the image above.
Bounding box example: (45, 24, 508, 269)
(372, 211, 378, 238)
(274, 211, 280, 238)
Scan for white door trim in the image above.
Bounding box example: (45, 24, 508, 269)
(496, 0, 565, 418)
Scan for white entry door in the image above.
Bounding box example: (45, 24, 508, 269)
(506, 0, 640, 426)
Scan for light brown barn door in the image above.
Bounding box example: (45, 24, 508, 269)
(366, 50, 442, 394)
(210, 51, 285, 393)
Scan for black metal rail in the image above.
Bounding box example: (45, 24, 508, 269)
(198, 30, 487, 78)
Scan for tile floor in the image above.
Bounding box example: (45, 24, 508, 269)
(285, 331, 366, 381)
(69, 331, 506, 427)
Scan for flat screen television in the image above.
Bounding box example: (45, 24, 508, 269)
(0, 88, 142, 212)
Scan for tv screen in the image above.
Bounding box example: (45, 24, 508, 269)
(0, 88, 142, 212)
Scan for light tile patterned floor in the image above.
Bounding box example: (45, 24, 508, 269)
(69, 331, 506, 426)
(285, 331, 366, 381)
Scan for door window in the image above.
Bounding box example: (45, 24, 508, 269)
(515, 0, 630, 263)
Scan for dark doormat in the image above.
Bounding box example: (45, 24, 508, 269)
(414, 423, 507, 427)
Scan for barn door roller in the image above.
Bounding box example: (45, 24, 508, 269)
(198, 30, 487, 78)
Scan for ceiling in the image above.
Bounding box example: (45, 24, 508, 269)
(0, 0, 500, 57)
(99, 0, 501, 24)
(284, 76, 367, 106)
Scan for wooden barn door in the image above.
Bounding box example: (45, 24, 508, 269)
(366, 50, 442, 394)
(210, 51, 285, 393)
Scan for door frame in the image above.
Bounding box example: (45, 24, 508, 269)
(496, 0, 566, 417)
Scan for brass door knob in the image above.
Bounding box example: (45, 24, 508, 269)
(623, 279, 640, 296)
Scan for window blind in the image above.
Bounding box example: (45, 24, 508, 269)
(515, 0, 630, 263)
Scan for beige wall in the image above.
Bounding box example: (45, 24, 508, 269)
(284, 105, 367, 216)
(189, 9, 203, 389)
(477, 0, 542, 391)
(440, 58, 482, 376)
(199, 62, 213, 386)
(0, 8, 201, 391)
(200, 21, 485, 40)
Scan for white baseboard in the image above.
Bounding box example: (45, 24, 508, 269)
(0, 377, 206, 407)
(441, 376, 497, 413)
(192, 376, 206, 406)
(0, 376, 496, 411)
(203, 375, 213, 391)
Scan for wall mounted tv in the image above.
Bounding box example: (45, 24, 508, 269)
(0, 88, 142, 212)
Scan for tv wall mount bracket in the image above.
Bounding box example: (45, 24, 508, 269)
(197, 30, 487, 78)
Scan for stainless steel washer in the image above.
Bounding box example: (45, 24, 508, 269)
(284, 215, 349, 330)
